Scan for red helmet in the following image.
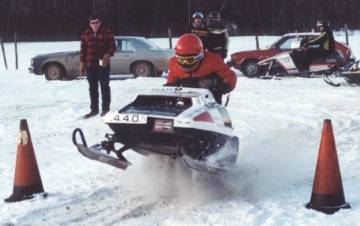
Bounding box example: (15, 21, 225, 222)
(175, 34, 204, 72)
(175, 33, 203, 56)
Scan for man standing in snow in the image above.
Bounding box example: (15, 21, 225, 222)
(79, 13, 116, 119)
(165, 33, 236, 104)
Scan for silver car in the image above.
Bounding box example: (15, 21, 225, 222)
(29, 36, 174, 80)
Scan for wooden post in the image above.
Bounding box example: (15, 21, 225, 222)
(255, 35, 259, 50)
(93, 0, 96, 13)
(168, 28, 172, 49)
(1, 38, 8, 70)
(344, 24, 349, 46)
(187, 0, 191, 27)
(14, 31, 18, 70)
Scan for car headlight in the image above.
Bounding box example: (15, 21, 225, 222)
(31, 59, 34, 66)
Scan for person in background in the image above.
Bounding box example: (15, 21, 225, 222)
(189, 11, 209, 50)
(165, 34, 236, 104)
(79, 13, 116, 119)
(206, 11, 229, 59)
(301, 19, 335, 72)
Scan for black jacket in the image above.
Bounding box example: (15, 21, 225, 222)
(207, 20, 229, 58)
(308, 27, 335, 51)
(189, 23, 209, 49)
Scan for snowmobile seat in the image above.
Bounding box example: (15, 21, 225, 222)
(311, 51, 344, 65)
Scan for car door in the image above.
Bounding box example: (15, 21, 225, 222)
(111, 38, 136, 74)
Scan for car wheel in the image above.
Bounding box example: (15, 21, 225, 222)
(242, 60, 259, 77)
(44, 63, 64, 80)
(131, 62, 153, 77)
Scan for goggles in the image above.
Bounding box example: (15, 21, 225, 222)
(176, 53, 203, 66)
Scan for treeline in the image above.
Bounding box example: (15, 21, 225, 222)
(1, 0, 360, 41)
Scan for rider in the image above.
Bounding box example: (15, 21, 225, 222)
(189, 11, 209, 50)
(302, 19, 335, 71)
(165, 33, 237, 104)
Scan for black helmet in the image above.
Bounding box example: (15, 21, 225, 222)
(192, 12, 204, 19)
(316, 19, 329, 28)
(208, 11, 221, 21)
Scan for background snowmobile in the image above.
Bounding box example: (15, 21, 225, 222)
(72, 85, 239, 174)
(257, 38, 351, 79)
(324, 60, 360, 86)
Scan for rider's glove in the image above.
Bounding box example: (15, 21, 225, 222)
(301, 39, 308, 48)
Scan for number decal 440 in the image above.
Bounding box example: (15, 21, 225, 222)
(112, 114, 147, 124)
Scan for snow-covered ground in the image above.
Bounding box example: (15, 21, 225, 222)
(1, 34, 360, 226)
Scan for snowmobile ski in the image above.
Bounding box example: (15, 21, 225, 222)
(323, 72, 360, 87)
(180, 149, 226, 175)
(72, 128, 131, 170)
(179, 136, 239, 175)
(323, 76, 341, 87)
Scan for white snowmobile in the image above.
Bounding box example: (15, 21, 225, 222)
(258, 39, 350, 79)
(72, 86, 239, 174)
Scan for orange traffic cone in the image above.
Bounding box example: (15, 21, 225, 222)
(306, 119, 350, 214)
(5, 119, 46, 202)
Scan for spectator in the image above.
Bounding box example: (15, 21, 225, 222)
(80, 13, 116, 119)
(206, 11, 229, 59)
(207, 11, 229, 59)
(189, 11, 209, 50)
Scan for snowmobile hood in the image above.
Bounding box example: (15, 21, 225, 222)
(102, 86, 234, 137)
(141, 87, 217, 100)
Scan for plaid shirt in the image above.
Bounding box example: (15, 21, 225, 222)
(80, 26, 116, 67)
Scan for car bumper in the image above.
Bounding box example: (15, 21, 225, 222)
(28, 66, 42, 75)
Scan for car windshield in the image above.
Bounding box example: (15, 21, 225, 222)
(278, 37, 302, 49)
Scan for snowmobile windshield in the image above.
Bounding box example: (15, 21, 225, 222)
(120, 95, 193, 117)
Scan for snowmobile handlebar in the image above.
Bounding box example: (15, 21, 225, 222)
(300, 39, 308, 49)
(72, 128, 88, 148)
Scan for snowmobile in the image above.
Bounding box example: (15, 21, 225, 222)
(72, 86, 239, 174)
(257, 41, 351, 79)
(323, 60, 360, 87)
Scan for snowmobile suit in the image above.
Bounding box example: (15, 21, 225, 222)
(189, 23, 209, 50)
(166, 51, 236, 104)
(207, 20, 229, 59)
(303, 27, 335, 70)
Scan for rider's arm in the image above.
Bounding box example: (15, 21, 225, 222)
(212, 54, 237, 91)
(307, 31, 327, 46)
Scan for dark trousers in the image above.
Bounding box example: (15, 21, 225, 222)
(303, 48, 331, 70)
(86, 66, 111, 113)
